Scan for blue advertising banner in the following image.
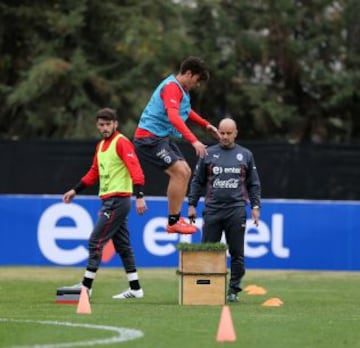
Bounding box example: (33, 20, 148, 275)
(0, 195, 359, 270)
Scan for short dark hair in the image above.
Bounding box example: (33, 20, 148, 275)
(96, 108, 117, 121)
(179, 56, 210, 82)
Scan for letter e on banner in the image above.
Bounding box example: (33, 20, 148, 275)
(245, 220, 270, 257)
(38, 203, 93, 265)
(245, 214, 290, 259)
(271, 214, 290, 258)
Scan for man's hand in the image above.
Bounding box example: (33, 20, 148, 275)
(192, 140, 207, 158)
(188, 205, 197, 223)
(63, 189, 76, 203)
(251, 207, 260, 227)
(206, 124, 220, 140)
(136, 197, 147, 215)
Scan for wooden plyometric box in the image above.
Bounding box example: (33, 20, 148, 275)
(177, 243, 227, 305)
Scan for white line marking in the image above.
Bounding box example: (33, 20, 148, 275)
(0, 318, 144, 348)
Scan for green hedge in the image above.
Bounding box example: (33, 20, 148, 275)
(176, 242, 227, 251)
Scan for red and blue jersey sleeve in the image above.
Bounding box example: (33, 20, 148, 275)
(115, 136, 145, 186)
(80, 144, 100, 186)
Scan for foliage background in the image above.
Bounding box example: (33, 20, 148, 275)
(0, 0, 359, 143)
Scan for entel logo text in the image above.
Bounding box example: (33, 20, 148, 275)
(38, 203, 290, 265)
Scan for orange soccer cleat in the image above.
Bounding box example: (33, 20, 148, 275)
(166, 218, 197, 234)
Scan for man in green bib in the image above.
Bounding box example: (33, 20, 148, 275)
(63, 108, 147, 299)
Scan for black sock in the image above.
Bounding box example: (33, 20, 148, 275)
(82, 267, 97, 289)
(130, 280, 141, 290)
(168, 214, 180, 226)
(83, 278, 94, 289)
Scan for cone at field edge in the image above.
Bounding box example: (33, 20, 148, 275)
(244, 284, 259, 292)
(216, 305, 236, 342)
(76, 287, 91, 314)
(261, 297, 284, 307)
(245, 286, 267, 295)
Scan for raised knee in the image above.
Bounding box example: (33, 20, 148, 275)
(170, 161, 191, 180)
(179, 166, 191, 182)
(183, 165, 192, 179)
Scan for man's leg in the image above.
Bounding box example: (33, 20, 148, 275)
(82, 198, 122, 291)
(165, 160, 191, 215)
(111, 198, 144, 299)
(201, 210, 224, 243)
(223, 207, 247, 300)
(164, 159, 196, 233)
(133, 137, 195, 234)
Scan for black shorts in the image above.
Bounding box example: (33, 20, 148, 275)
(133, 136, 185, 170)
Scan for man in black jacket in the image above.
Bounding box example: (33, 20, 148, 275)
(188, 117, 261, 303)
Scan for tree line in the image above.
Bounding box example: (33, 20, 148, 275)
(0, 0, 359, 143)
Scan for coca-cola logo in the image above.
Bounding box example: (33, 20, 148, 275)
(213, 178, 239, 188)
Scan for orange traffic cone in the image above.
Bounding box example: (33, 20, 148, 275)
(216, 305, 236, 342)
(76, 287, 91, 314)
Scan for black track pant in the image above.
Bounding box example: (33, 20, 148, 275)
(202, 206, 247, 294)
(87, 196, 137, 272)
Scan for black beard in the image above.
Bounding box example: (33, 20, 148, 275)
(102, 130, 115, 139)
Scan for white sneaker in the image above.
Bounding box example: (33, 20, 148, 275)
(65, 282, 93, 297)
(112, 288, 144, 299)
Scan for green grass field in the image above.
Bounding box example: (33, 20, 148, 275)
(1, 267, 360, 348)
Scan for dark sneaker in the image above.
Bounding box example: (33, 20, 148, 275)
(227, 293, 239, 303)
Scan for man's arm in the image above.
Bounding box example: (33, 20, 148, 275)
(246, 152, 261, 226)
(79, 152, 100, 188)
(162, 83, 208, 158)
(188, 110, 220, 140)
(63, 145, 100, 203)
(187, 109, 210, 128)
(116, 136, 145, 194)
(187, 158, 207, 221)
(116, 136, 147, 215)
(246, 153, 261, 209)
(162, 83, 198, 143)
